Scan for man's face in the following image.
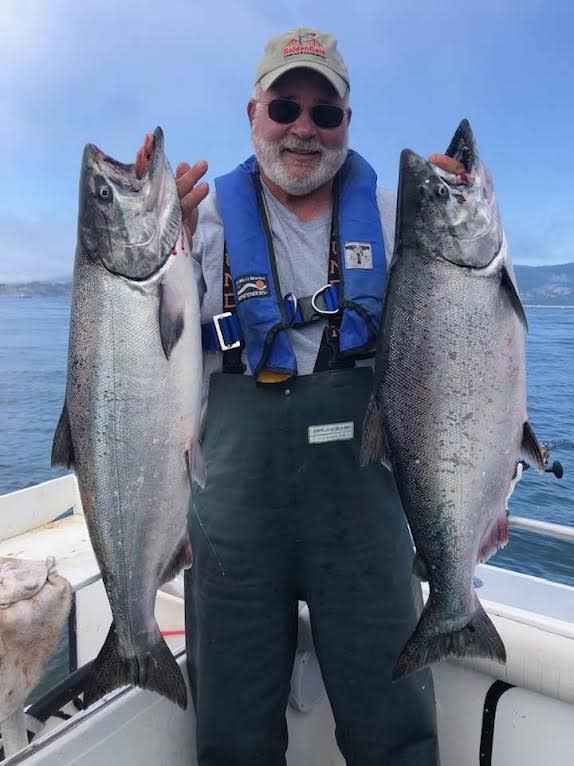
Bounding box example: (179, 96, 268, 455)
(249, 69, 351, 196)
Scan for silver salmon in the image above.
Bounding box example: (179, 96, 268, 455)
(52, 128, 203, 708)
(361, 119, 544, 680)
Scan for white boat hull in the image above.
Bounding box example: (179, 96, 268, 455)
(1, 475, 574, 765)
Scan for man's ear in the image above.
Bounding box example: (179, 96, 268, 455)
(346, 107, 352, 127)
(247, 100, 256, 126)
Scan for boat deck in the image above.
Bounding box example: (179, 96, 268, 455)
(1, 474, 574, 765)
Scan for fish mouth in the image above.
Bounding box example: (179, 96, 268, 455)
(82, 144, 135, 182)
(398, 147, 429, 179)
(83, 126, 165, 186)
(394, 122, 501, 271)
(80, 127, 178, 281)
(395, 118, 477, 188)
(444, 118, 476, 175)
(144, 126, 165, 179)
(393, 147, 435, 258)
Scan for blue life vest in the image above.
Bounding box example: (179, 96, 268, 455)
(210, 150, 387, 379)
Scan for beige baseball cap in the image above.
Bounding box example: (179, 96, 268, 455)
(255, 28, 349, 98)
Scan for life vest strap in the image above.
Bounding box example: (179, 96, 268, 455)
(202, 284, 341, 353)
(202, 311, 243, 352)
(209, 151, 386, 377)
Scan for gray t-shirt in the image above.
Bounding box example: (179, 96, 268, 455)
(191, 180, 397, 411)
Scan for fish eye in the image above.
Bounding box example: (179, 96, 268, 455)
(435, 184, 448, 198)
(98, 185, 112, 201)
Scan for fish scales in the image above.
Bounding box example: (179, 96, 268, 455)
(362, 119, 544, 680)
(382, 247, 525, 593)
(53, 128, 202, 708)
(69, 261, 192, 634)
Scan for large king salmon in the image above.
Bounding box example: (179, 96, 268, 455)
(52, 128, 203, 708)
(361, 120, 545, 680)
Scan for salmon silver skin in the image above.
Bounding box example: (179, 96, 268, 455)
(52, 128, 203, 708)
(361, 120, 545, 680)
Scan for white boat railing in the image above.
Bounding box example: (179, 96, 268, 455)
(508, 515, 574, 543)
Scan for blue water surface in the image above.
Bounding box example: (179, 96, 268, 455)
(1, 299, 573, 584)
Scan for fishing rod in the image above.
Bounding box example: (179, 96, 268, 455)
(519, 438, 573, 478)
(509, 439, 574, 542)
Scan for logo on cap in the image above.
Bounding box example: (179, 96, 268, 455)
(282, 32, 326, 60)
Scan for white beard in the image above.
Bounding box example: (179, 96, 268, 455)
(252, 133, 348, 196)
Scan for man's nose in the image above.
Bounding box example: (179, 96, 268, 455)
(289, 107, 317, 139)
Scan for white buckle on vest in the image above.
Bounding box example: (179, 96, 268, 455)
(311, 284, 339, 316)
(213, 312, 241, 351)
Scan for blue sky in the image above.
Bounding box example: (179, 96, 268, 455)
(1, 0, 572, 281)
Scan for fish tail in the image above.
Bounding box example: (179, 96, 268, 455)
(393, 598, 506, 681)
(84, 622, 187, 709)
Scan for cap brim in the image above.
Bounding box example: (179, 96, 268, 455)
(259, 62, 348, 98)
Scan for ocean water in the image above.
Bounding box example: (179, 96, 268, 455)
(1, 298, 573, 587)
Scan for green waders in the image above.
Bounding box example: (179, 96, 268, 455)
(185, 368, 438, 765)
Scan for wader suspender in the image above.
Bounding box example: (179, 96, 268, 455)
(221, 173, 356, 375)
(312, 176, 356, 373)
(221, 248, 246, 374)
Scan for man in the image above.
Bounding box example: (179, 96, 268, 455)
(136, 27, 461, 766)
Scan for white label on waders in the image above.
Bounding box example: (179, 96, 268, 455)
(308, 422, 354, 444)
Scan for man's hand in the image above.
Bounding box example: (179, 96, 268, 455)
(135, 132, 209, 242)
(428, 153, 468, 182)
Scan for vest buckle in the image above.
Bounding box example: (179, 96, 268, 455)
(213, 312, 242, 351)
(311, 284, 340, 316)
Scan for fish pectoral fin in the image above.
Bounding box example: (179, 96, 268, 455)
(478, 512, 509, 563)
(84, 622, 187, 710)
(412, 553, 429, 581)
(186, 441, 207, 488)
(501, 265, 528, 331)
(360, 394, 392, 470)
(51, 404, 74, 469)
(521, 421, 546, 473)
(161, 532, 193, 584)
(159, 279, 185, 359)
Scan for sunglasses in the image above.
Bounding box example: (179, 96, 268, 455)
(260, 99, 346, 129)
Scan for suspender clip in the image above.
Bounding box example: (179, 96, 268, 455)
(213, 312, 242, 351)
(311, 284, 340, 316)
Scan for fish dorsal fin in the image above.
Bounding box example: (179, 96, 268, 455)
(501, 266, 528, 331)
(159, 279, 185, 359)
(51, 404, 74, 469)
(186, 441, 207, 489)
(360, 394, 392, 471)
(521, 421, 545, 473)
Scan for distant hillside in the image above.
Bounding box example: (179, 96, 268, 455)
(0, 280, 71, 298)
(515, 263, 574, 306)
(1, 264, 573, 305)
